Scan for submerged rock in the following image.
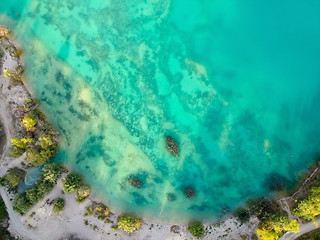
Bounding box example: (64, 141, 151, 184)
(166, 136, 179, 158)
(185, 188, 195, 198)
(128, 177, 143, 188)
(166, 193, 176, 201)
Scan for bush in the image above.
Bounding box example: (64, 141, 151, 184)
(62, 173, 83, 193)
(94, 203, 109, 220)
(3, 67, 23, 85)
(84, 205, 94, 217)
(12, 193, 31, 214)
(75, 184, 91, 203)
(6, 167, 25, 188)
(187, 222, 205, 238)
(53, 198, 65, 213)
(117, 215, 142, 234)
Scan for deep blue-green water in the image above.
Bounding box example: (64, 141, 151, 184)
(1, 0, 320, 222)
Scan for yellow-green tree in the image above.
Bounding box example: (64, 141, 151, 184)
(117, 215, 142, 233)
(11, 137, 34, 149)
(75, 184, 91, 203)
(256, 214, 299, 240)
(293, 187, 320, 221)
(22, 116, 37, 132)
(39, 135, 54, 149)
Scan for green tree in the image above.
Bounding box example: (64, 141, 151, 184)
(26, 148, 52, 166)
(22, 116, 37, 132)
(42, 163, 62, 183)
(12, 193, 31, 214)
(75, 184, 91, 203)
(62, 173, 83, 194)
(256, 214, 299, 240)
(26, 187, 40, 204)
(6, 168, 25, 188)
(52, 198, 65, 213)
(117, 215, 142, 234)
(187, 222, 205, 238)
(7, 146, 25, 158)
(293, 187, 320, 221)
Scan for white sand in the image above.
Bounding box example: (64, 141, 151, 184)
(0, 34, 261, 240)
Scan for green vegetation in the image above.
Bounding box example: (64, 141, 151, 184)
(6, 167, 25, 188)
(296, 228, 320, 240)
(26, 146, 56, 167)
(256, 214, 299, 240)
(187, 222, 205, 238)
(41, 163, 62, 183)
(7, 146, 25, 158)
(12, 163, 63, 214)
(94, 203, 109, 220)
(3, 66, 23, 85)
(62, 173, 83, 194)
(75, 184, 91, 203)
(11, 137, 34, 149)
(22, 116, 37, 132)
(84, 205, 94, 217)
(117, 215, 142, 234)
(8, 98, 58, 167)
(0, 195, 18, 239)
(12, 193, 32, 214)
(235, 208, 251, 224)
(52, 198, 65, 213)
(293, 187, 320, 222)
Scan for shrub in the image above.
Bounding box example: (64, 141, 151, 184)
(6, 167, 25, 188)
(84, 205, 94, 217)
(94, 204, 109, 220)
(3, 67, 23, 85)
(75, 184, 91, 203)
(53, 198, 65, 213)
(62, 173, 83, 193)
(187, 222, 205, 238)
(12, 193, 31, 214)
(117, 215, 142, 234)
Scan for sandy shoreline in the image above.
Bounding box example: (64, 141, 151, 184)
(0, 28, 262, 240)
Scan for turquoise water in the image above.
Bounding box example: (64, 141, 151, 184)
(1, 0, 320, 222)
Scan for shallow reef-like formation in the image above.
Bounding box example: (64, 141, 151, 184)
(128, 177, 143, 188)
(185, 188, 195, 199)
(166, 136, 179, 158)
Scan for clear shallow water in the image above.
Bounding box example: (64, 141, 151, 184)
(1, 0, 320, 222)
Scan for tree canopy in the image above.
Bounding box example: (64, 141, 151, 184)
(62, 173, 83, 194)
